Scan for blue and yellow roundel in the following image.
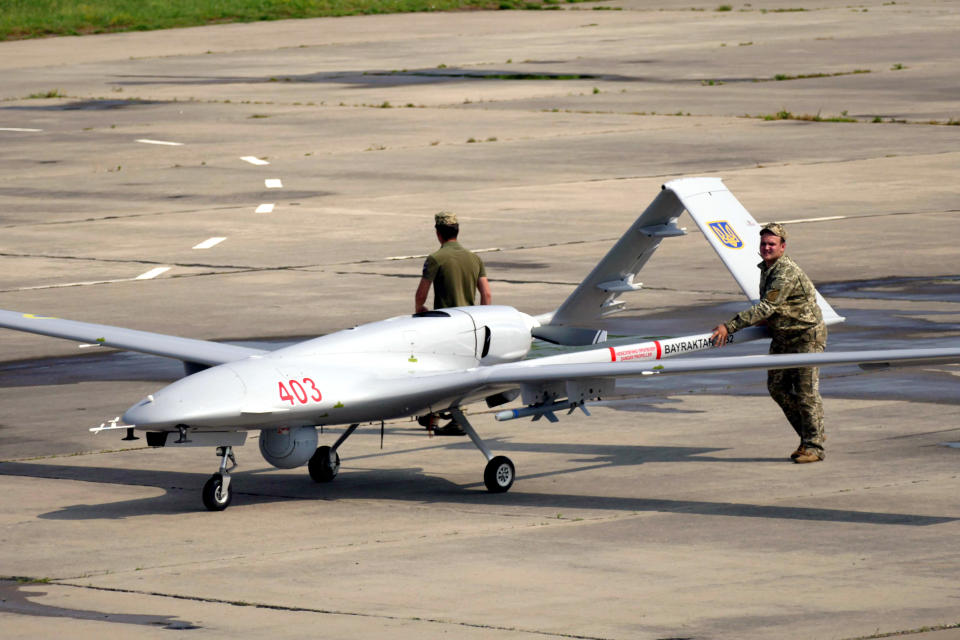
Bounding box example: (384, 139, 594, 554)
(708, 221, 743, 249)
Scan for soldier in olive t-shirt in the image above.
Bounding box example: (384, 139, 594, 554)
(415, 211, 492, 313)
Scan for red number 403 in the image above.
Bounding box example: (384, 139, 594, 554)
(278, 378, 322, 405)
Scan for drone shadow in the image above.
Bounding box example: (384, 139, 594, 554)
(0, 453, 953, 527)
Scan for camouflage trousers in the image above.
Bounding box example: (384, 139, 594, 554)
(767, 325, 827, 458)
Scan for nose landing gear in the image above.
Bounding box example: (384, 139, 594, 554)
(202, 445, 237, 511)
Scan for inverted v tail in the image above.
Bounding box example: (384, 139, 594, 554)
(536, 178, 843, 339)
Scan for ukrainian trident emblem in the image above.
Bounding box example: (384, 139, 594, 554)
(707, 221, 743, 249)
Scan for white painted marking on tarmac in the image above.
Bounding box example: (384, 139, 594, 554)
(255, 203, 275, 214)
(136, 267, 171, 280)
(922, 368, 960, 377)
(241, 156, 270, 166)
(265, 178, 283, 188)
(17, 271, 171, 290)
(777, 216, 847, 224)
(384, 247, 501, 261)
(0, 127, 43, 132)
(136, 139, 184, 146)
(17, 279, 128, 290)
(193, 237, 226, 250)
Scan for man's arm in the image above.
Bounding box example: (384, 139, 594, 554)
(713, 301, 775, 347)
(477, 276, 492, 305)
(415, 278, 431, 313)
(713, 266, 797, 346)
(417, 255, 439, 313)
(728, 271, 796, 332)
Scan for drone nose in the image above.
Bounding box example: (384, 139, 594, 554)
(122, 365, 246, 428)
(122, 394, 159, 426)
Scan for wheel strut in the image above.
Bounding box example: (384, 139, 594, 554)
(448, 408, 516, 494)
(309, 424, 358, 483)
(202, 445, 237, 511)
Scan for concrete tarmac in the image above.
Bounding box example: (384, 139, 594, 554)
(1, 1, 959, 638)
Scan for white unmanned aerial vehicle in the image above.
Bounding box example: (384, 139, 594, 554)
(2, 178, 958, 510)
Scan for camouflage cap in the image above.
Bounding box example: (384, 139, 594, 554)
(760, 222, 787, 240)
(434, 211, 458, 226)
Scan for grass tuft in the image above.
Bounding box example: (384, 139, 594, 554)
(26, 89, 66, 99)
(772, 69, 870, 82)
(756, 108, 858, 123)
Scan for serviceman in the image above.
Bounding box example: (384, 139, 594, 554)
(414, 211, 492, 435)
(710, 223, 827, 463)
(415, 211, 492, 313)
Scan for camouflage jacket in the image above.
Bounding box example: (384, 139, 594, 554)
(725, 254, 824, 338)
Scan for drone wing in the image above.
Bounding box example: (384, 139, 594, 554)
(466, 345, 960, 420)
(484, 347, 960, 384)
(0, 309, 266, 366)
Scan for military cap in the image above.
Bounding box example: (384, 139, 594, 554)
(760, 222, 787, 240)
(434, 211, 458, 226)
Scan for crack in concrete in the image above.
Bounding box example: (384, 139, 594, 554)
(842, 622, 960, 640)
(0, 204, 243, 229)
(14, 578, 615, 640)
(0, 579, 197, 630)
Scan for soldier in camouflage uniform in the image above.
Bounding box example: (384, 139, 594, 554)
(710, 223, 827, 463)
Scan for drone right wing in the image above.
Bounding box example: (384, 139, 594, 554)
(0, 309, 266, 366)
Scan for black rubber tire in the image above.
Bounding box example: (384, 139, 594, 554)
(483, 456, 515, 493)
(308, 445, 340, 483)
(202, 473, 232, 511)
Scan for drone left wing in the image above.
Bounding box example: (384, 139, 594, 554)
(485, 347, 960, 384)
(0, 309, 266, 365)
(475, 345, 960, 420)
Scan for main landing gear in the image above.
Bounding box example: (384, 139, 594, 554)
(483, 456, 515, 493)
(202, 445, 237, 511)
(449, 407, 515, 493)
(308, 423, 358, 483)
(305, 414, 515, 494)
(195, 410, 513, 510)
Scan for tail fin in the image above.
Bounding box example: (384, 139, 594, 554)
(668, 177, 844, 325)
(539, 186, 688, 329)
(539, 177, 843, 335)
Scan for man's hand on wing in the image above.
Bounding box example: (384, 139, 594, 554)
(710, 324, 730, 347)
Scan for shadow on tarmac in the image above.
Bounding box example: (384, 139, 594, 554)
(0, 580, 198, 630)
(1, 459, 953, 526)
(99, 68, 641, 90)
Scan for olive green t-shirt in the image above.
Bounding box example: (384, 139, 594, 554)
(421, 241, 486, 308)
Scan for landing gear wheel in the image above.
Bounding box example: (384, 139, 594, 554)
(202, 473, 232, 511)
(309, 445, 340, 483)
(484, 456, 515, 493)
